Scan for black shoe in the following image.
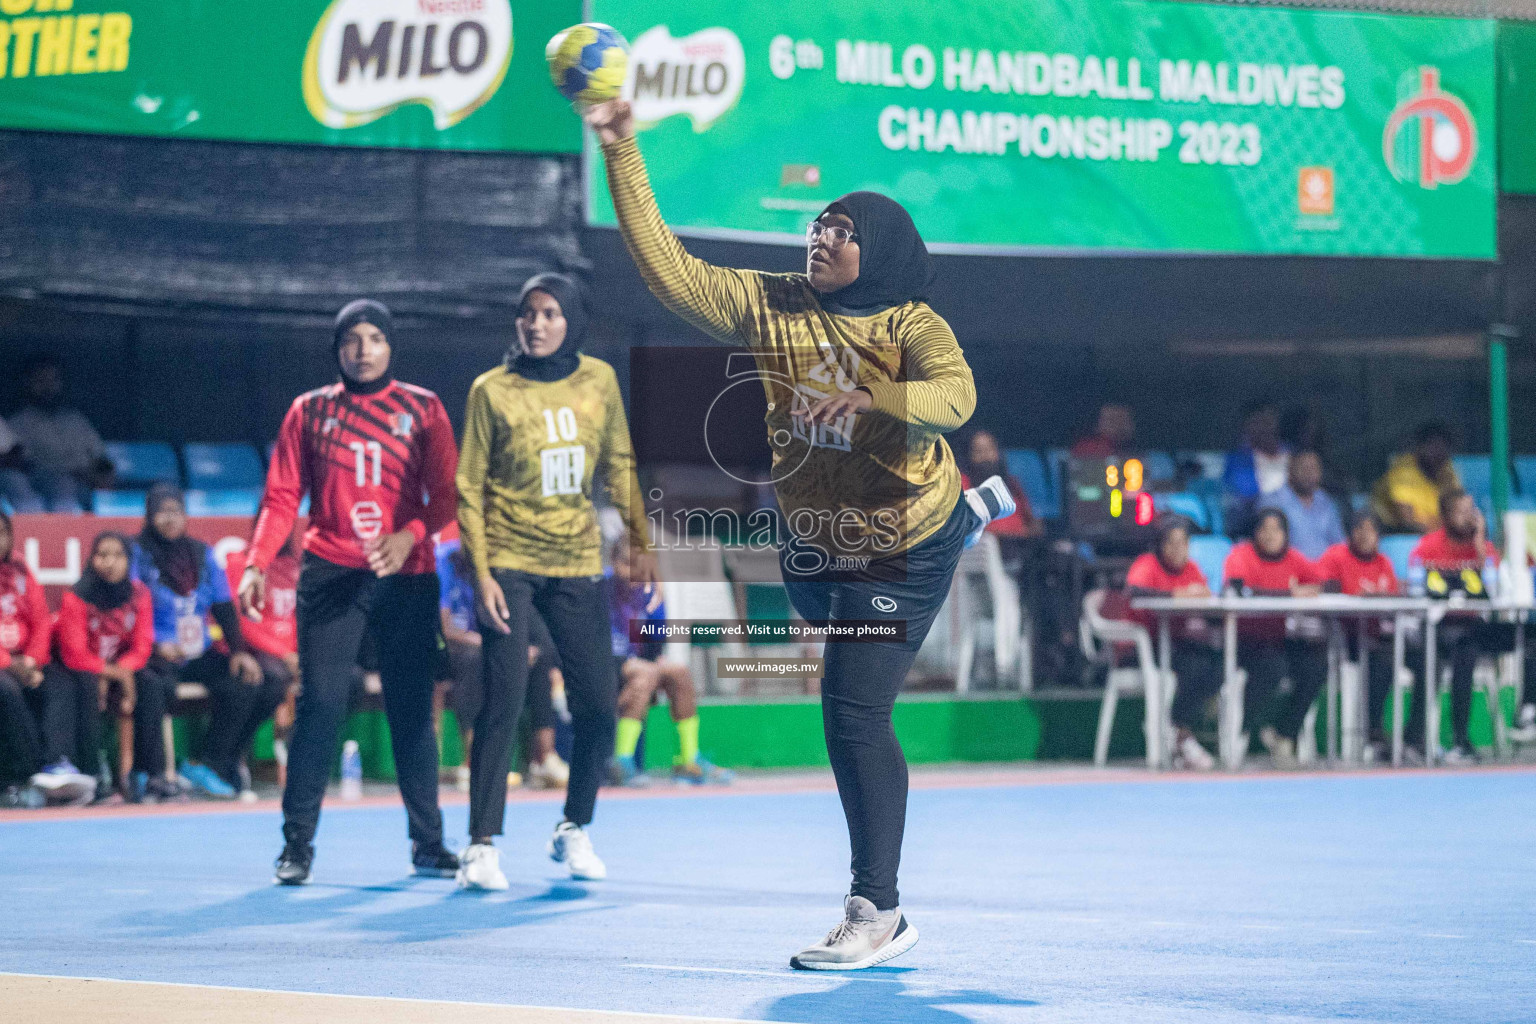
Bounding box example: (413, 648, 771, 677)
(145, 775, 185, 802)
(412, 841, 459, 877)
(274, 840, 314, 885)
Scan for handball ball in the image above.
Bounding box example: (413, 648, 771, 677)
(546, 23, 629, 104)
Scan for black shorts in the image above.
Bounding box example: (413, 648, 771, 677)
(781, 496, 976, 652)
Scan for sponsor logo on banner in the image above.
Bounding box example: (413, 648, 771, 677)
(303, 0, 514, 131)
(625, 25, 744, 132)
(1297, 166, 1334, 215)
(1382, 67, 1475, 189)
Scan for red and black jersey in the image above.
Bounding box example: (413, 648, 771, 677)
(0, 557, 51, 669)
(54, 583, 155, 675)
(249, 381, 458, 576)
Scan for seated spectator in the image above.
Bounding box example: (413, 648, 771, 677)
(960, 430, 1041, 543)
(1070, 403, 1136, 459)
(1407, 489, 1510, 765)
(1224, 401, 1291, 506)
(1316, 512, 1411, 760)
(1372, 420, 1460, 534)
(1123, 516, 1220, 770)
(607, 532, 730, 786)
(224, 523, 301, 797)
(1222, 508, 1325, 768)
(48, 531, 153, 801)
(1, 355, 113, 513)
(132, 484, 286, 800)
(436, 537, 567, 790)
(1259, 451, 1344, 560)
(0, 509, 68, 805)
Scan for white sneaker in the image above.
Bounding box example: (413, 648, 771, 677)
(548, 821, 606, 880)
(527, 752, 570, 789)
(1175, 733, 1216, 771)
(1509, 704, 1536, 744)
(790, 896, 919, 971)
(1259, 726, 1298, 769)
(963, 476, 1017, 549)
(1441, 744, 1481, 767)
(454, 765, 470, 793)
(456, 842, 509, 891)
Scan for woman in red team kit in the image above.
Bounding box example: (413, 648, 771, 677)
(239, 300, 461, 885)
(1123, 517, 1221, 770)
(48, 531, 154, 798)
(1221, 508, 1326, 767)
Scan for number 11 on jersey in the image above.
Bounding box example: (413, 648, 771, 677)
(350, 440, 382, 486)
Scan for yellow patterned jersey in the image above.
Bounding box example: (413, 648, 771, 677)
(603, 135, 975, 562)
(457, 355, 647, 579)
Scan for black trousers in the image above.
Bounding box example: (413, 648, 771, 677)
(141, 650, 290, 787)
(470, 570, 612, 839)
(283, 555, 444, 847)
(781, 497, 975, 912)
(34, 666, 101, 768)
(1238, 637, 1329, 742)
(1170, 640, 1223, 731)
(0, 667, 43, 783)
(128, 665, 175, 778)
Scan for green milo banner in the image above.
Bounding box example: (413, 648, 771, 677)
(587, 0, 1497, 258)
(0, 0, 581, 153)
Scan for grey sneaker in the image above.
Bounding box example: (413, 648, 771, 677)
(790, 895, 919, 971)
(1259, 726, 1298, 769)
(963, 476, 1016, 549)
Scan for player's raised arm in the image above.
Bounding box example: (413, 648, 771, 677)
(587, 100, 761, 346)
(862, 307, 977, 435)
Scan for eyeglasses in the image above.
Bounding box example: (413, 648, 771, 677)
(806, 221, 859, 249)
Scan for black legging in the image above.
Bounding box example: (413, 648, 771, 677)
(470, 570, 613, 839)
(781, 498, 974, 911)
(1169, 641, 1223, 732)
(0, 667, 43, 783)
(283, 555, 444, 848)
(34, 666, 101, 768)
(1239, 637, 1329, 742)
(129, 667, 174, 778)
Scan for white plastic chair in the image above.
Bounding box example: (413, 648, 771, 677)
(949, 534, 1034, 692)
(1080, 589, 1171, 767)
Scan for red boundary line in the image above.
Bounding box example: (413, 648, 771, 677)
(4, 762, 1535, 824)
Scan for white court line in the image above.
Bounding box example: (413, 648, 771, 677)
(0, 972, 767, 1023)
(1240, 924, 1285, 931)
(1327, 929, 1376, 935)
(1419, 933, 1466, 939)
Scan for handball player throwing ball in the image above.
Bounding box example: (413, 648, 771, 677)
(242, 300, 461, 885)
(586, 100, 1012, 969)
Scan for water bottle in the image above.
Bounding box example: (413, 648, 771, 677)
(340, 739, 363, 800)
(1481, 554, 1499, 601)
(1407, 557, 1427, 598)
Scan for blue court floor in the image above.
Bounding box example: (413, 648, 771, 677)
(3, 767, 1534, 1024)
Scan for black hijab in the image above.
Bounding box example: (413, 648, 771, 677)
(333, 298, 394, 396)
(75, 531, 135, 611)
(138, 483, 205, 596)
(816, 192, 935, 313)
(0, 508, 11, 562)
(509, 273, 588, 383)
(1152, 515, 1195, 575)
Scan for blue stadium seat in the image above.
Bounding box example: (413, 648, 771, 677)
(1514, 455, 1536, 496)
(104, 441, 179, 488)
(1005, 448, 1058, 519)
(1202, 493, 1226, 537)
(1154, 492, 1210, 531)
(1379, 534, 1419, 582)
(183, 443, 264, 490)
(1508, 495, 1536, 513)
(1188, 535, 1232, 589)
(185, 488, 261, 517)
(1179, 450, 1226, 481)
(1142, 450, 1177, 485)
(92, 489, 149, 517)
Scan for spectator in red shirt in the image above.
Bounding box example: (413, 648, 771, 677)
(225, 527, 300, 700)
(959, 430, 1040, 542)
(0, 510, 51, 801)
(47, 531, 153, 799)
(1222, 508, 1326, 767)
(1070, 403, 1136, 459)
(1124, 516, 1220, 770)
(1317, 512, 1413, 760)
(1407, 489, 1511, 764)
